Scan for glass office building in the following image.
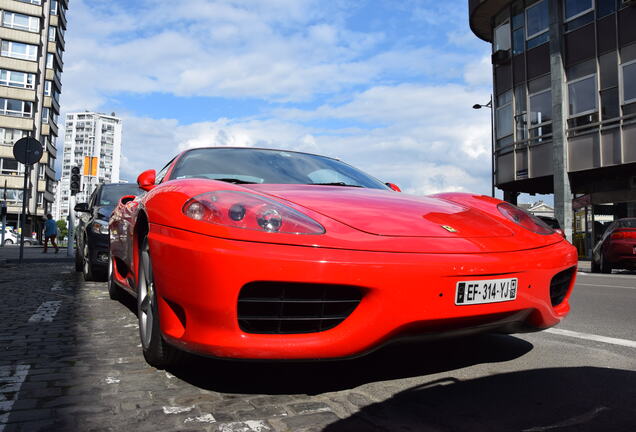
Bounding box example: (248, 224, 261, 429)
(469, 0, 636, 254)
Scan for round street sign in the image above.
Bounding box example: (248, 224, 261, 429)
(13, 137, 43, 166)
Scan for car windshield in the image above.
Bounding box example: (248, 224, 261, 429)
(169, 148, 389, 190)
(99, 184, 144, 206)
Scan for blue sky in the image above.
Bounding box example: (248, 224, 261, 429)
(59, 0, 522, 198)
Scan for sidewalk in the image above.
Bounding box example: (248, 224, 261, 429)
(0, 244, 74, 264)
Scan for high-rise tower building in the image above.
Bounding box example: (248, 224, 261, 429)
(56, 111, 122, 221)
(0, 0, 68, 234)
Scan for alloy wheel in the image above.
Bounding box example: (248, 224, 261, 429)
(138, 241, 154, 349)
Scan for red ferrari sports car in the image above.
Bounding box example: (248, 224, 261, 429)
(109, 147, 578, 368)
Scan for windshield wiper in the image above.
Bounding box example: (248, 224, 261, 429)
(310, 182, 363, 187)
(214, 178, 257, 184)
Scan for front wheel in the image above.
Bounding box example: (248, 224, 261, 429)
(600, 254, 612, 274)
(107, 253, 121, 300)
(137, 235, 181, 369)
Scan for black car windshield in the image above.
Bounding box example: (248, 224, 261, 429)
(169, 148, 389, 190)
(99, 184, 143, 206)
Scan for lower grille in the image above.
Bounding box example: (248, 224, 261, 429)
(550, 267, 575, 306)
(237, 282, 363, 334)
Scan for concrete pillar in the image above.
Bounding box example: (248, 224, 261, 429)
(549, 0, 574, 241)
(504, 191, 519, 205)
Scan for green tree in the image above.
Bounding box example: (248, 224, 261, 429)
(56, 219, 68, 241)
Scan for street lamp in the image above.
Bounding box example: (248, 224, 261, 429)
(473, 97, 495, 198)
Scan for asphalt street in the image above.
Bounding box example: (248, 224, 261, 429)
(0, 261, 634, 432)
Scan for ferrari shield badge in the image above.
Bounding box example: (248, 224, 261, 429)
(441, 225, 458, 233)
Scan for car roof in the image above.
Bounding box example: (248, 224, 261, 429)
(178, 146, 341, 162)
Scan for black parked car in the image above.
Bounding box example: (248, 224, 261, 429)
(74, 183, 142, 281)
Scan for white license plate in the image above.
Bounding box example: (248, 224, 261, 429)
(455, 278, 517, 305)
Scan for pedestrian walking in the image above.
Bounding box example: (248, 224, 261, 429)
(43, 214, 59, 254)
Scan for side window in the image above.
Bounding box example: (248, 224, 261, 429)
(89, 188, 99, 209)
(156, 157, 175, 183)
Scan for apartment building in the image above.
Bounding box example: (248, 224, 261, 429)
(56, 111, 122, 220)
(0, 0, 67, 234)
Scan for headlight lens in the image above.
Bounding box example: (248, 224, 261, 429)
(497, 202, 554, 235)
(91, 220, 109, 235)
(182, 191, 325, 235)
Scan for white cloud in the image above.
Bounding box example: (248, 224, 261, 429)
(58, 1, 496, 197)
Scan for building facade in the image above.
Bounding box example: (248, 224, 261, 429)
(469, 0, 636, 246)
(57, 112, 122, 221)
(0, 0, 67, 234)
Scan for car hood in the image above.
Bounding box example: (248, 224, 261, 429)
(246, 185, 514, 238)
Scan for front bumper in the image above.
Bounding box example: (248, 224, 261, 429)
(148, 224, 578, 360)
(87, 232, 109, 269)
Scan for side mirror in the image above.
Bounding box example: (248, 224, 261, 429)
(74, 202, 89, 213)
(137, 169, 156, 191)
(120, 195, 136, 206)
(385, 183, 401, 192)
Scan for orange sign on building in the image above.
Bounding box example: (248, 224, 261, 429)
(83, 156, 98, 176)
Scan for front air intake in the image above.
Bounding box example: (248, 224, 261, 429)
(550, 267, 576, 306)
(237, 282, 363, 334)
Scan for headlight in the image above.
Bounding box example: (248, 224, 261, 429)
(182, 191, 325, 235)
(497, 202, 554, 235)
(91, 220, 109, 235)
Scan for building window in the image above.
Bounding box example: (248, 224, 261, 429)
(1, 41, 37, 61)
(568, 75, 597, 116)
(2, 12, 40, 33)
(0, 70, 35, 89)
(42, 107, 50, 124)
(46, 53, 54, 69)
(4, 189, 24, 205)
(529, 88, 552, 138)
(622, 60, 636, 104)
(0, 128, 27, 146)
(598, 0, 617, 18)
(496, 90, 513, 141)
(0, 158, 23, 175)
(50, 0, 59, 16)
(15, 0, 42, 5)
(0, 98, 33, 118)
(44, 80, 52, 96)
(494, 21, 511, 52)
(49, 26, 56, 42)
(564, 0, 593, 21)
(526, 0, 549, 39)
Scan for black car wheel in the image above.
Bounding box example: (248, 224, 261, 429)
(600, 254, 612, 274)
(107, 252, 121, 300)
(137, 235, 181, 369)
(83, 241, 96, 281)
(74, 237, 83, 271)
(590, 258, 600, 273)
(3, 239, 13, 245)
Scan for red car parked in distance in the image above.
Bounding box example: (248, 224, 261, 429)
(591, 218, 636, 273)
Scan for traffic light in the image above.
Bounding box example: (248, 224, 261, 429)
(70, 166, 81, 195)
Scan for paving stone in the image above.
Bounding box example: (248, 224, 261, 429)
(280, 412, 340, 430)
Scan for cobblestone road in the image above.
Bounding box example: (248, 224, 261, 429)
(1, 262, 635, 431)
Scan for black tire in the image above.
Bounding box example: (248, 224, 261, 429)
(137, 235, 181, 369)
(107, 253, 121, 300)
(4, 239, 13, 245)
(600, 254, 612, 274)
(82, 241, 95, 281)
(590, 259, 600, 273)
(74, 241, 82, 271)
